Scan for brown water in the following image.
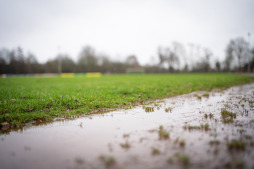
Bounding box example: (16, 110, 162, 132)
(1, 83, 254, 169)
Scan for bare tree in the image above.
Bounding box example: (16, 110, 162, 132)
(215, 60, 221, 72)
(60, 54, 76, 73)
(26, 53, 39, 73)
(125, 55, 140, 68)
(172, 42, 186, 70)
(158, 45, 179, 72)
(77, 46, 98, 72)
(225, 37, 250, 72)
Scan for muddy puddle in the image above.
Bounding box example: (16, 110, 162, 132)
(1, 83, 254, 169)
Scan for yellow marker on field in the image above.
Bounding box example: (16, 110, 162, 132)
(86, 72, 101, 77)
(60, 73, 74, 78)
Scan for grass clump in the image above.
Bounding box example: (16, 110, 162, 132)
(179, 140, 185, 147)
(120, 141, 131, 150)
(204, 113, 214, 119)
(99, 155, 116, 168)
(204, 113, 208, 118)
(177, 154, 190, 165)
(165, 107, 173, 113)
(158, 125, 169, 139)
(144, 106, 154, 112)
(151, 147, 160, 155)
(224, 104, 231, 108)
(209, 113, 214, 118)
(0, 74, 253, 127)
(194, 94, 202, 100)
(227, 140, 246, 150)
(184, 123, 209, 131)
(202, 93, 209, 97)
(221, 109, 236, 123)
(209, 140, 220, 146)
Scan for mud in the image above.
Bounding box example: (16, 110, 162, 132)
(1, 83, 254, 169)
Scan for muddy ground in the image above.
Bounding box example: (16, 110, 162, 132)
(1, 83, 254, 169)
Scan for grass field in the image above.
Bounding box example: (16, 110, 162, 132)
(0, 73, 253, 127)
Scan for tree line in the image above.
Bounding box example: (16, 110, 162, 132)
(0, 37, 253, 74)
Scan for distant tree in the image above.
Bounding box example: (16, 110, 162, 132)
(26, 53, 39, 73)
(172, 42, 186, 70)
(225, 37, 250, 72)
(15, 47, 27, 73)
(45, 58, 58, 73)
(99, 56, 112, 73)
(125, 55, 140, 68)
(158, 45, 179, 72)
(203, 48, 212, 72)
(111, 61, 127, 73)
(192, 48, 213, 72)
(215, 60, 221, 72)
(0, 48, 8, 74)
(158, 47, 167, 68)
(77, 46, 98, 72)
(60, 54, 76, 73)
(7, 49, 18, 74)
(224, 42, 234, 71)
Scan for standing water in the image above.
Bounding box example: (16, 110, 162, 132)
(1, 83, 254, 169)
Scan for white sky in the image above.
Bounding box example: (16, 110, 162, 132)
(0, 0, 253, 65)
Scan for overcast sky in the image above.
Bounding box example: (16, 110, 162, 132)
(0, 0, 253, 65)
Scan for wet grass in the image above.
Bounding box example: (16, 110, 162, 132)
(165, 107, 173, 113)
(209, 140, 220, 146)
(204, 113, 214, 119)
(151, 147, 160, 155)
(227, 140, 246, 150)
(221, 109, 236, 123)
(99, 155, 116, 167)
(0, 73, 253, 127)
(202, 93, 209, 97)
(120, 141, 131, 150)
(144, 106, 154, 112)
(158, 125, 169, 139)
(184, 123, 210, 131)
(194, 94, 202, 100)
(179, 140, 185, 147)
(177, 154, 190, 165)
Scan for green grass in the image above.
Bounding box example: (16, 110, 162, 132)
(159, 125, 169, 139)
(184, 123, 210, 131)
(98, 155, 116, 167)
(221, 109, 237, 123)
(227, 140, 246, 150)
(151, 147, 161, 155)
(0, 73, 253, 126)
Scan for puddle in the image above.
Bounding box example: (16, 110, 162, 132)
(1, 83, 254, 169)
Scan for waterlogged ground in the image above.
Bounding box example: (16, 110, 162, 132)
(1, 83, 254, 169)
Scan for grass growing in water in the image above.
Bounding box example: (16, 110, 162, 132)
(221, 109, 236, 123)
(151, 147, 160, 155)
(158, 125, 169, 139)
(202, 93, 209, 97)
(204, 113, 214, 119)
(194, 94, 202, 100)
(144, 106, 154, 112)
(165, 107, 173, 113)
(177, 154, 190, 165)
(227, 140, 246, 150)
(99, 155, 116, 167)
(120, 141, 131, 150)
(0, 73, 253, 127)
(179, 140, 185, 147)
(184, 123, 210, 131)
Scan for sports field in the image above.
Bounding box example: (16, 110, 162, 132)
(0, 73, 253, 126)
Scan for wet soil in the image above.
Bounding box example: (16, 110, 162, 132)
(1, 83, 254, 169)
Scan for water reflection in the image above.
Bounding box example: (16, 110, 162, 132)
(1, 83, 254, 169)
